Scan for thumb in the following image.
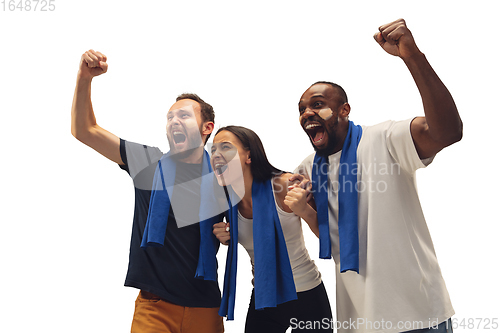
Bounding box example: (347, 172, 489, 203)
(99, 61, 108, 73)
(373, 32, 385, 47)
(289, 174, 303, 182)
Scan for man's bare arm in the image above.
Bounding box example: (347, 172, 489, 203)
(374, 19, 463, 159)
(71, 50, 123, 165)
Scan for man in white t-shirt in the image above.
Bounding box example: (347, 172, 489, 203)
(285, 19, 462, 333)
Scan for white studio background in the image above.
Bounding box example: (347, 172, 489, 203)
(1, 1, 498, 332)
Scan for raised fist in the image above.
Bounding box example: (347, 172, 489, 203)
(374, 19, 421, 60)
(79, 49, 108, 79)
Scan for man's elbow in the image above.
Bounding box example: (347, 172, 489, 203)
(71, 126, 78, 140)
(71, 126, 92, 145)
(437, 120, 463, 148)
(447, 120, 463, 145)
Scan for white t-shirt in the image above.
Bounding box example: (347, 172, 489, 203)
(237, 179, 322, 293)
(296, 119, 454, 333)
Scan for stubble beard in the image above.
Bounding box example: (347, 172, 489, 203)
(168, 124, 205, 161)
(309, 117, 339, 157)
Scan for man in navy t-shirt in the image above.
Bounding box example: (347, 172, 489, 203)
(71, 49, 224, 333)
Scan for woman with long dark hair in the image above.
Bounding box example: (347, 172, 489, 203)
(211, 126, 332, 333)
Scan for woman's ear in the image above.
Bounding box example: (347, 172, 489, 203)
(245, 152, 251, 165)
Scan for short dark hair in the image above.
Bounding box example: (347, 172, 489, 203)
(311, 81, 348, 104)
(176, 93, 215, 142)
(215, 126, 284, 182)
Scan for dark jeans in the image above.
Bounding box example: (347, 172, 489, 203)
(245, 282, 333, 333)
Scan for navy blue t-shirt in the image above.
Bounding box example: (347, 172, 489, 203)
(119, 139, 221, 307)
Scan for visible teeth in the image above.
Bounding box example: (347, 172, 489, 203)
(305, 123, 321, 130)
(173, 131, 183, 135)
(214, 162, 228, 176)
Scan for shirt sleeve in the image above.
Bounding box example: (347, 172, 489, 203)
(294, 153, 315, 179)
(385, 118, 434, 174)
(119, 139, 164, 190)
(118, 139, 130, 173)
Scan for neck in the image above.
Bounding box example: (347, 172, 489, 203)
(236, 168, 254, 214)
(328, 120, 350, 156)
(176, 146, 204, 164)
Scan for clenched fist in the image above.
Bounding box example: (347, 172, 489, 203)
(213, 222, 230, 245)
(284, 183, 312, 218)
(374, 19, 421, 60)
(79, 49, 108, 79)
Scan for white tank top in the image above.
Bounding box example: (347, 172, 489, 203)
(237, 180, 322, 293)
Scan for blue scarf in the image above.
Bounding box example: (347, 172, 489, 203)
(219, 179, 297, 320)
(311, 121, 362, 273)
(141, 150, 222, 281)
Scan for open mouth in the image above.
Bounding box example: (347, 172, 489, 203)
(213, 162, 228, 176)
(173, 130, 187, 144)
(305, 123, 326, 144)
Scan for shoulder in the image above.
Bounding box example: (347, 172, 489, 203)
(273, 173, 293, 192)
(358, 119, 414, 148)
(360, 119, 412, 137)
(122, 140, 164, 163)
(295, 152, 316, 175)
(301, 152, 316, 164)
(359, 119, 431, 173)
(121, 139, 164, 179)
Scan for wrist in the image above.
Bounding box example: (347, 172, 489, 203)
(402, 50, 426, 66)
(300, 204, 317, 223)
(77, 70, 93, 84)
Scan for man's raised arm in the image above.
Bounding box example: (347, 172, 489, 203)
(374, 19, 463, 159)
(71, 49, 123, 165)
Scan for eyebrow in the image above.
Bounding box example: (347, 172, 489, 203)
(298, 94, 325, 106)
(167, 109, 194, 117)
(214, 141, 234, 145)
(169, 108, 194, 113)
